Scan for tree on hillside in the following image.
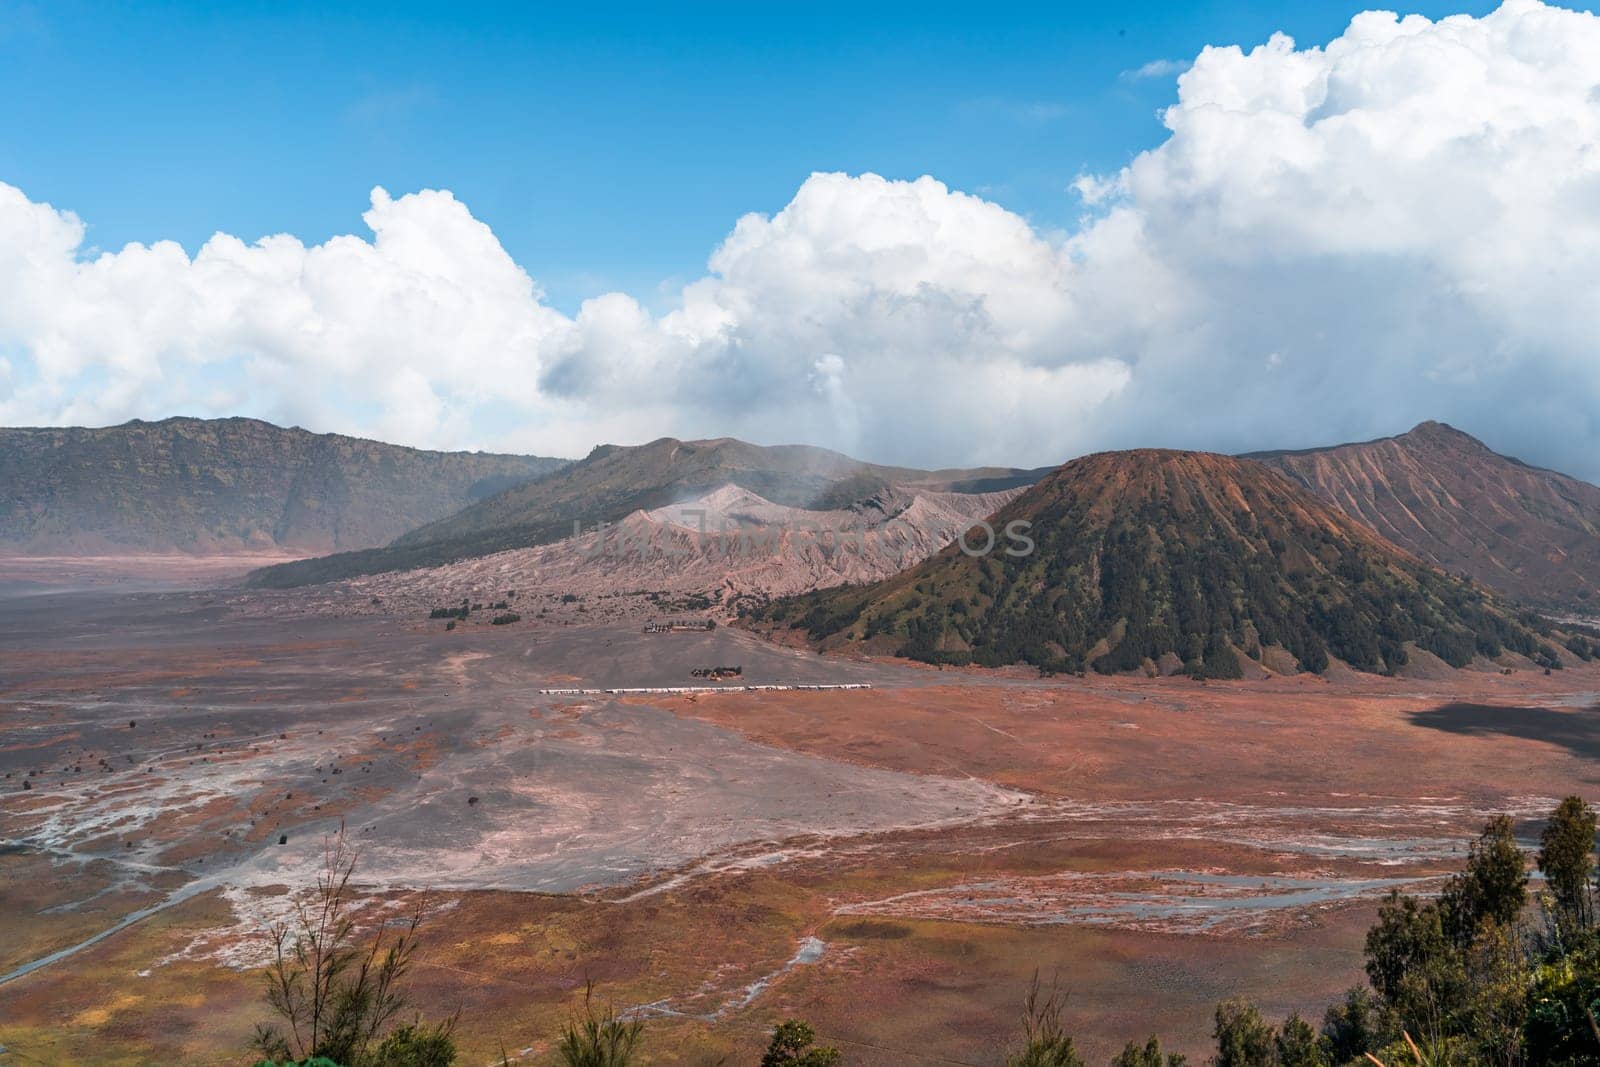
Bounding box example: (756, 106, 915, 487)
(1462, 920, 1528, 1067)
(1438, 816, 1528, 945)
(1319, 987, 1379, 1064)
(1525, 937, 1600, 1065)
(1352, 802, 1600, 1064)
(1212, 999, 1275, 1067)
(1168, 801, 1600, 1067)
(1361, 817, 1529, 1058)
(759, 1020, 840, 1067)
(1364, 891, 1462, 1045)
(1108, 1036, 1187, 1067)
(1273, 1012, 1326, 1067)
(1539, 795, 1597, 940)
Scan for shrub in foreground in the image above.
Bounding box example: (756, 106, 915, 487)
(761, 1019, 841, 1067)
(555, 982, 643, 1067)
(248, 831, 457, 1067)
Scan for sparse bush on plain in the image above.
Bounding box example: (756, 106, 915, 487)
(760, 1019, 840, 1067)
(555, 981, 644, 1067)
(239, 800, 1600, 1067)
(1003, 973, 1084, 1067)
(968, 798, 1600, 1066)
(248, 831, 457, 1067)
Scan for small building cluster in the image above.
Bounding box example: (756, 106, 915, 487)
(642, 618, 717, 633)
(690, 665, 742, 680)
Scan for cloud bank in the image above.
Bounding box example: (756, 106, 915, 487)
(3, 0, 1600, 477)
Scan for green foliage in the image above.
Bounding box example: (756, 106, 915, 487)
(1353, 802, 1600, 1065)
(1532, 645, 1565, 670)
(1320, 987, 1381, 1064)
(759, 1019, 841, 1067)
(1438, 816, 1528, 944)
(1212, 999, 1276, 1067)
(1364, 893, 1458, 1025)
(489, 612, 521, 625)
(249, 833, 455, 1067)
(253, 1023, 457, 1067)
(1005, 975, 1085, 1067)
(1525, 939, 1600, 1065)
(555, 983, 644, 1067)
(1539, 796, 1598, 939)
(1108, 1035, 1187, 1066)
(370, 1022, 458, 1067)
(1274, 1012, 1327, 1067)
(758, 456, 1545, 677)
(1365, 1031, 1465, 1066)
(1462, 921, 1528, 1066)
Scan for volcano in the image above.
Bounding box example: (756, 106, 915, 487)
(758, 449, 1569, 677)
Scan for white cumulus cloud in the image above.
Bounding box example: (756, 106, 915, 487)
(1075, 0, 1600, 474)
(3, 0, 1600, 479)
(0, 183, 578, 446)
(0, 173, 1132, 465)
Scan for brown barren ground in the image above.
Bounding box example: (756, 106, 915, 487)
(649, 667, 1600, 801)
(2, 561, 1597, 1064)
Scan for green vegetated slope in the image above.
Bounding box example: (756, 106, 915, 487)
(758, 449, 1573, 677)
(0, 417, 567, 555)
(248, 435, 1050, 587)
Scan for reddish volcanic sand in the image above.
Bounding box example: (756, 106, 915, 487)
(3, 582, 1597, 1064)
(647, 663, 1600, 803)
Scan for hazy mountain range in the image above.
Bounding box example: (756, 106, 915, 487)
(0, 417, 567, 555)
(5, 416, 1599, 678)
(246, 435, 1051, 587)
(330, 482, 1028, 613)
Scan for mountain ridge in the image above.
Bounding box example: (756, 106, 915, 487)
(317, 481, 1028, 613)
(754, 447, 1576, 677)
(0, 416, 568, 556)
(248, 435, 1051, 587)
(1247, 421, 1600, 608)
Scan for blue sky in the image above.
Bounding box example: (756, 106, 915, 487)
(1, 0, 1496, 313)
(5, 0, 1598, 479)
